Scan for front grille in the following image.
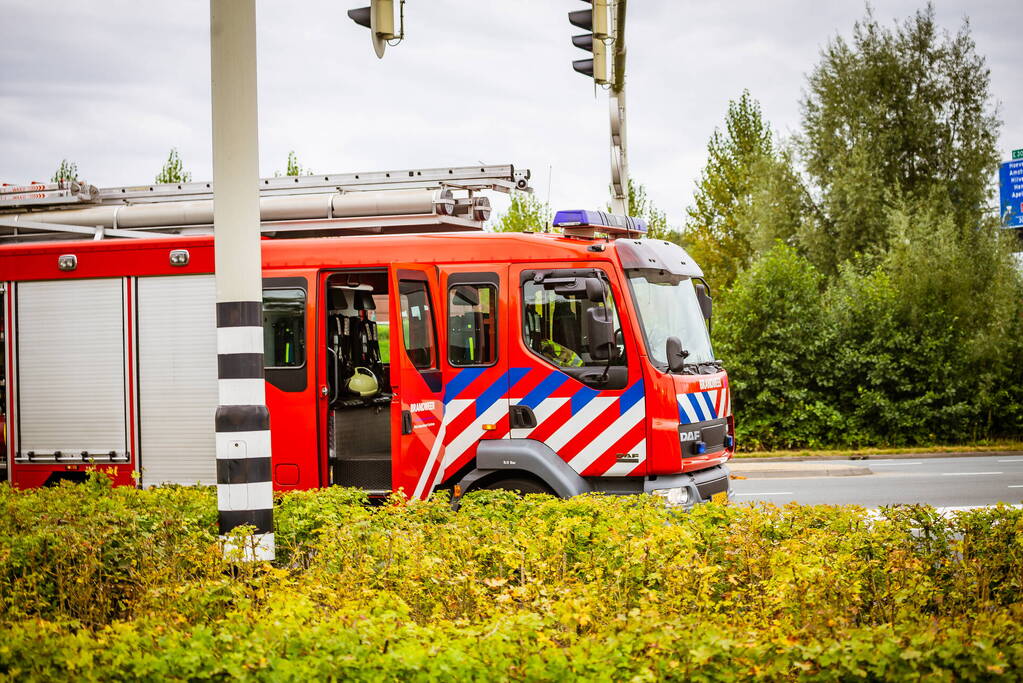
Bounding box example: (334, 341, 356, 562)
(679, 416, 729, 456)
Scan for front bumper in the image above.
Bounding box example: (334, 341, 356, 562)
(644, 464, 732, 509)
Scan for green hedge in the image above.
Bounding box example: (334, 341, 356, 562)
(2, 476, 1022, 680)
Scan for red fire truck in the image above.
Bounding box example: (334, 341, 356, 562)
(0, 165, 733, 505)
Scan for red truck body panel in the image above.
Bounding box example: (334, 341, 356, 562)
(0, 231, 733, 496)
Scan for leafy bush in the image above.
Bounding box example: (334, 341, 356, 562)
(1, 478, 1022, 679)
(0, 472, 217, 626)
(715, 203, 1023, 450)
(822, 206, 1023, 446)
(714, 244, 841, 449)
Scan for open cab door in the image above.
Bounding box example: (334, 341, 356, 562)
(389, 265, 445, 499)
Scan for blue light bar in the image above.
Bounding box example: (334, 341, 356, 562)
(552, 209, 647, 235)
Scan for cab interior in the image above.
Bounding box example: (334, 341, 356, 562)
(324, 269, 392, 492)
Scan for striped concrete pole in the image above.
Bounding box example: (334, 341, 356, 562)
(210, 0, 273, 561)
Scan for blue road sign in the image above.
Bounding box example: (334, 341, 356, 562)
(1000, 159, 1023, 227)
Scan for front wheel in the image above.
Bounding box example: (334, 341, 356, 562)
(481, 477, 553, 496)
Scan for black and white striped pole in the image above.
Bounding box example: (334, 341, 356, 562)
(210, 0, 274, 561)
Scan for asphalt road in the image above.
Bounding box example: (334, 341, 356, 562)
(730, 455, 1023, 508)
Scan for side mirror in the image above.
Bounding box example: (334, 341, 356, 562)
(549, 276, 603, 303)
(665, 336, 688, 373)
(694, 282, 712, 322)
(586, 307, 614, 360)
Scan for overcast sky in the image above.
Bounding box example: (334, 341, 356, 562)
(1, 1, 1019, 225)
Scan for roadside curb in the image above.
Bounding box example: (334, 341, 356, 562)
(730, 462, 871, 479)
(732, 450, 1023, 463)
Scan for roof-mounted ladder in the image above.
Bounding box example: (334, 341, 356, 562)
(0, 164, 531, 243)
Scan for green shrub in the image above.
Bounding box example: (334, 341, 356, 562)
(714, 244, 841, 449)
(1, 478, 1021, 679)
(714, 201, 1023, 449)
(823, 262, 949, 446)
(0, 472, 218, 626)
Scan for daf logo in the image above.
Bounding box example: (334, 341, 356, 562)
(680, 430, 701, 442)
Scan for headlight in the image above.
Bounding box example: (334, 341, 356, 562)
(653, 486, 691, 506)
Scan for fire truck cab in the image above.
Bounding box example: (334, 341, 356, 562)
(0, 167, 733, 505)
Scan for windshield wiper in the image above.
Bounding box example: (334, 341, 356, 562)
(682, 360, 722, 375)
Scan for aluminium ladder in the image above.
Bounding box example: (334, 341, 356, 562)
(0, 164, 531, 243)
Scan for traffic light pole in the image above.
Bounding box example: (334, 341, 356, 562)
(210, 0, 274, 562)
(608, 0, 629, 215)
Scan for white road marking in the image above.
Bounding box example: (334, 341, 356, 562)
(734, 492, 793, 496)
(998, 458, 1023, 463)
(869, 461, 924, 466)
(865, 504, 1023, 519)
(933, 504, 1022, 515)
(1008, 485, 1023, 489)
(941, 471, 1002, 476)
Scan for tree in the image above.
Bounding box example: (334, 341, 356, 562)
(799, 4, 1000, 273)
(276, 151, 309, 177)
(682, 91, 790, 290)
(491, 191, 552, 233)
(155, 148, 191, 184)
(745, 144, 812, 256)
(51, 159, 78, 182)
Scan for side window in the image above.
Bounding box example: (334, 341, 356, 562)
(398, 279, 437, 370)
(263, 288, 305, 368)
(448, 284, 497, 366)
(523, 274, 626, 369)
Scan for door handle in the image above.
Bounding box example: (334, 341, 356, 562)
(401, 410, 413, 435)
(509, 404, 537, 429)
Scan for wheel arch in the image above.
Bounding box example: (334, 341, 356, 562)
(454, 439, 592, 499)
(462, 469, 553, 494)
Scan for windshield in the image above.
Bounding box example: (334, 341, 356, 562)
(627, 271, 714, 366)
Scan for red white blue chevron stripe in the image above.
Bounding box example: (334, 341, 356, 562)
(411, 366, 519, 499)
(677, 385, 730, 424)
(411, 367, 647, 497)
(509, 370, 646, 477)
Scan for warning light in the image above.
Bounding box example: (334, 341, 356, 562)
(553, 210, 646, 238)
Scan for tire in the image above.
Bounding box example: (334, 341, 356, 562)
(482, 477, 553, 496)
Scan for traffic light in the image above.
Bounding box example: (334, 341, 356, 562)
(348, 0, 397, 59)
(569, 0, 610, 85)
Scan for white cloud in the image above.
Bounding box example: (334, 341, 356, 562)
(1, 0, 1019, 224)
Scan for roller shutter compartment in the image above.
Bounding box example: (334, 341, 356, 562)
(137, 275, 218, 486)
(16, 278, 128, 462)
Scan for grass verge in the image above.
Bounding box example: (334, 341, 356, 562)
(734, 440, 1023, 459)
